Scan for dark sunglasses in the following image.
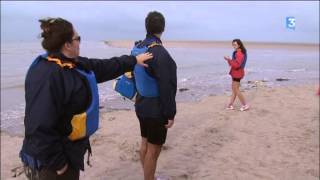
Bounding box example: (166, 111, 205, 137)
(72, 36, 81, 42)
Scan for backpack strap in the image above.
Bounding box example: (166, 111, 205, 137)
(86, 142, 93, 167)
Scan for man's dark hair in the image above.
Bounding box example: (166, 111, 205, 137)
(145, 11, 165, 34)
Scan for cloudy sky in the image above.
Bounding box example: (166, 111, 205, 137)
(1, 1, 319, 43)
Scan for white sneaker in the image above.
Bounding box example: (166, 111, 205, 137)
(155, 175, 169, 180)
(240, 104, 250, 111)
(226, 105, 234, 110)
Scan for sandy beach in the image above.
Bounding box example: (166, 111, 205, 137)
(1, 84, 319, 180)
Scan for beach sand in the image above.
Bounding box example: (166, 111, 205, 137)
(1, 84, 319, 180)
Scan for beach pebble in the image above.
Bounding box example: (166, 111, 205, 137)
(108, 116, 116, 121)
(276, 78, 290, 81)
(181, 78, 189, 82)
(179, 88, 189, 92)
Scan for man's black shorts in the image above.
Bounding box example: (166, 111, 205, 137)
(137, 116, 168, 145)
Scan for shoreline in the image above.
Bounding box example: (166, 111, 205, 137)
(1, 84, 319, 179)
(104, 40, 319, 50)
(1, 81, 318, 137)
(1, 81, 318, 135)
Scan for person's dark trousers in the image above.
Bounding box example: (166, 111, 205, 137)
(24, 166, 80, 180)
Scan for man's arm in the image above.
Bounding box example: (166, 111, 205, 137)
(153, 47, 177, 121)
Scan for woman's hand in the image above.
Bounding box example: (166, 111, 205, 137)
(224, 56, 231, 61)
(56, 163, 68, 175)
(136, 52, 153, 67)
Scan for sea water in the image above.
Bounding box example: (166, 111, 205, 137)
(1, 41, 319, 135)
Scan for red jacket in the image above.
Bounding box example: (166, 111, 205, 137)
(227, 50, 245, 79)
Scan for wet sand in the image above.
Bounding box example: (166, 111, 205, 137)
(2, 84, 319, 180)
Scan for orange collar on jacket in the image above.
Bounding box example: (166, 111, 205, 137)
(47, 56, 76, 69)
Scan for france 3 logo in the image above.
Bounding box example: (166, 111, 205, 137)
(286, 17, 296, 30)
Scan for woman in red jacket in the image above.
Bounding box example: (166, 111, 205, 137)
(224, 39, 249, 111)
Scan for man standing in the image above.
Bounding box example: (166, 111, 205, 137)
(134, 11, 177, 180)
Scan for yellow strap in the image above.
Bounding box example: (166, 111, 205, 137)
(47, 57, 75, 69)
(124, 71, 133, 78)
(147, 42, 162, 48)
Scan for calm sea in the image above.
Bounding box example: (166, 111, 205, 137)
(1, 41, 319, 135)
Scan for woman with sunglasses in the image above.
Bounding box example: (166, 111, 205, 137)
(224, 39, 250, 111)
(19, 17, 153, 180)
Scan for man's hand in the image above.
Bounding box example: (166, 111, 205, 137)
(165, 120, 174, 129)
(136, 52, 153, 67)
(56, 163, 68, 175)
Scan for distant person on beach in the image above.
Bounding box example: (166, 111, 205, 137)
(224, 39, 250, 111)
(133, 11, 177, 180)
(19, 17, 152, 180)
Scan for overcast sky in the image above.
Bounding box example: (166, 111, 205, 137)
(1, 1, 319, 43)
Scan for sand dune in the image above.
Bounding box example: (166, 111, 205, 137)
(1, 84, 319, 180)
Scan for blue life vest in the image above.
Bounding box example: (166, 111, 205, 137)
(113, 39, 161, 99)
(20, 54, 100, 170)
(232, 51, 247, 69)
(19, 54, 99, 170)
(69, 68, 99, 141)
(29, 54, 100, 140)
(132, 40, 161, 97)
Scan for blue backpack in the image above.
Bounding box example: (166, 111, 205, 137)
(113, 71, 137, 100)
(113, 39, 161, 100)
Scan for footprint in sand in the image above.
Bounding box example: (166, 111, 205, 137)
(118, 141, 140, 162)
(162, 145, 172, 151)
(11, 165, 24, 178)
(203, 127, 234, 150)
(254, 108, 271, 117)
(108, 116, 116, 121)
(217, 112, 230, 121)
(206, 127, 219, 134)
(305, 169, 319, 177)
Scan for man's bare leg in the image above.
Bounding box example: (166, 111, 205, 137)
(140, 137, 148, 168)
(143, 143, 162, 180)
